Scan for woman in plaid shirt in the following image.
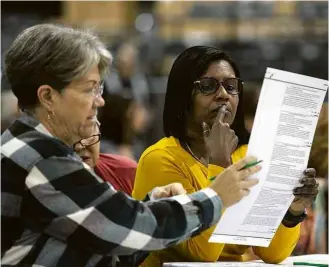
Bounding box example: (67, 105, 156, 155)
(1, 24, 261, 267)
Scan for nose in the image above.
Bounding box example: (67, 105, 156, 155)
(74, 143, 83, 153)
(94, 96, 105, 108)
(215, 84, 230, 100)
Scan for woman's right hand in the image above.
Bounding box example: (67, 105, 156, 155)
(209, 156, 261, 208)
(202, 105, 239, 168)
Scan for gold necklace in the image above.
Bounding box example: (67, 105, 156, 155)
(185, 142, 208, 166)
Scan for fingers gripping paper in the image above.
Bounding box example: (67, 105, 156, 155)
(209, 68, 328, 247)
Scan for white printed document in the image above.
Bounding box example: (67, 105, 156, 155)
(209, 68, 328, 247)
(163, 262, 287, 267)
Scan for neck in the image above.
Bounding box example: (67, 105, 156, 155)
(184, 126, 208, 165)
(187, 139, 207, 160)
(33, 108, 74, 146)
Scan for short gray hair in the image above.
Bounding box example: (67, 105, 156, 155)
(4, 24, 112, 109)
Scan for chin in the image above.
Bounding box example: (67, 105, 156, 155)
(84, 159, 95, 169)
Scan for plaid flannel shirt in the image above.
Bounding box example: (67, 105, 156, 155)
(1, 114, 222, 267)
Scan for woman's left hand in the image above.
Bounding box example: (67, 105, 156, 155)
(289, 168, 319, 215)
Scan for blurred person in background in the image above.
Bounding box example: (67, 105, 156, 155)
(103, 42, 152, 158)
(74, 121, 137, 196)
(2, 24, 263, 267)
(293, 103, 328, 255)
(98, 93, 149, 160)
(104, 42, 149, 105)
(133, 46, 319, 266)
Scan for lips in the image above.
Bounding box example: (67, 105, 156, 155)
(87, 115, 97, 121)
(211, 104, 231, 115)
(80, 156, 90, 161)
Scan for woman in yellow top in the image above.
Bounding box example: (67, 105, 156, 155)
(132, 46, 319, 266)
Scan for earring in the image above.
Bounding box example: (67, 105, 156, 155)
(47, 110, 55, 120)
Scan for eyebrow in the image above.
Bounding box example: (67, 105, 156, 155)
(85, 80, 99, 85)
(201, 75, 236, 80)
(80, 80, 102, 87)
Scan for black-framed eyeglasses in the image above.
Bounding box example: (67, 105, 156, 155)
(73, 133, 101, 150)
(194, 77, 243, 95)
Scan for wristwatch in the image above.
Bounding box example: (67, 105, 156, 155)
(283, 209, 307, 226)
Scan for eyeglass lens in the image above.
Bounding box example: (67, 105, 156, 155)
(199, 77, 240, 95)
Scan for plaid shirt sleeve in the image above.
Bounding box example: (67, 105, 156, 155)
(24, 156, 222, 256)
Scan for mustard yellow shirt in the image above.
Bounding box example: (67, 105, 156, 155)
(132, 137, 300, 267)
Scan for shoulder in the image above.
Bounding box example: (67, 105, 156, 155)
(1, 118, 75, 171)
(232, 144, 248, 163)
(237, 144, 248, 155)
(139, 137, 184, 165)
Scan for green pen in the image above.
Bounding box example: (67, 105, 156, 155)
(293, 262, 328, 267)
(209, 160, 263, 182)
(240, 160, 263, 170)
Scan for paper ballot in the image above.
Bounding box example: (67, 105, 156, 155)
(209, 68, 328, 247)
(163, 262, 287, 267)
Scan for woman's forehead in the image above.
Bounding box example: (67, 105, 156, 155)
(203, 60, 235, 78)
(69, 65, 101, 88)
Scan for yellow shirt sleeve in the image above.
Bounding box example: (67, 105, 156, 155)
(132, 149, 225, 264)
(253, 223, 300, 263)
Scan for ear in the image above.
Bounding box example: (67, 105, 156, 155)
(37, 85, 59, 111)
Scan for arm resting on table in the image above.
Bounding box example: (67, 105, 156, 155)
(253, 223, 300, 264)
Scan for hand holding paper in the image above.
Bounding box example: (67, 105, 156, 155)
(209, 156, 261, 208)
(209, 68, 328, 247)
(289, 168, 319, 214)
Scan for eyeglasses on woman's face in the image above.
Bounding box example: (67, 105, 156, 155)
(73, 133, 101, 150)
(73, 121, 101, 150)
(90, 82, 104, 98)
(194, 77, 243, 96)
